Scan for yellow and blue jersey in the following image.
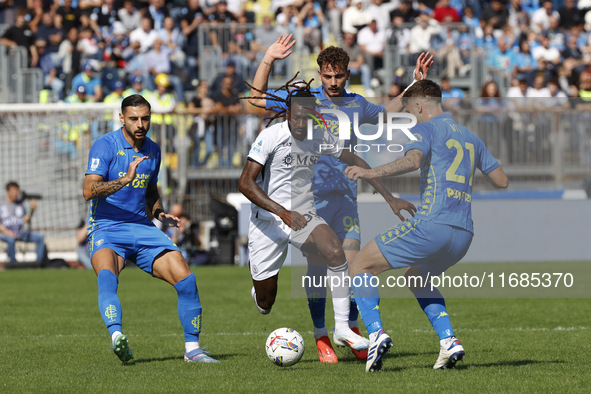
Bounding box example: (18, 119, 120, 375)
(404, 113, 499, 233)
(85, 128, 161, 228)
(266, 87, 384, 198)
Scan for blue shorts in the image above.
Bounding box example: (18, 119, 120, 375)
(314, 193, 360, 242)
(376, 218, 473, 277)
(88, 221, 180, 275)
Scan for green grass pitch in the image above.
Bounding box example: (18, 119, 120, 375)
(1, 264, 589, 393)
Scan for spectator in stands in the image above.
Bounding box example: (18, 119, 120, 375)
(440, 76, 465, 110)
(212, 75, 242, 167)
(123, 74, 152, 98)
(158, 16, 186, 70)
(150, 73, 177, 154)
(130, 15, 158, 53)
(103, 80, 125, 103)
(0, 181, 47, 266)
(208, 0, 237, 23)
(342, 0, 373, 34)
(547, 77, 569, 107)
(88, 0, 118, 40)
(526, 72, 551, 97)
(252, 14, 285, 75)
(188, 80, 215, 167)
(36, 12, 63, 55)
(532, 33, 561, 66)
(408, 11, 440, 63)
(475, 80, 503, 112)
(325, 0, 346, 42)
(65, 84, 90, 102)
(488, 35, 515, 81)
(118, 0, 141, 32)
(342, 31, 373, 95)
(55, 0, 82, 33)
(561, 33, 583, 61)
(180, 0, 207, 84)
(209, 59, 246, 98)
(145, 38, 185, 102)
(506, 77, 529, 98)
(147, 0, 169, 30)
(358, 19, 386, 74)
(124, 41, 153, 91)
(1, 7, 39, 67)
(530, 0, 559, 33)
(367, 0, 397, 32)
(56, 26, 80, 93)
(297, 0, 325, 54)
(70, 60, 102, 101)
(390, 0, 420, 23)
(481, 0, 509, 31)
(77, 26, 101, 61)
(432, 0, 460, 23)
(559, 0, 584, 30)
(513, 39, 535, 82)
(36, 38, 65, 101)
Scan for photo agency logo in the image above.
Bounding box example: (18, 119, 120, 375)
(301, 100, 418, 153)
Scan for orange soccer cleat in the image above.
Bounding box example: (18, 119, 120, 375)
(315, 336, 338, 363)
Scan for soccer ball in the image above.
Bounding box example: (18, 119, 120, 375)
(265, 327, 305, 367)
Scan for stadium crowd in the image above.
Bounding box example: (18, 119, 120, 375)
(3, 0, 591, 101)
(3, 0, 591, 169)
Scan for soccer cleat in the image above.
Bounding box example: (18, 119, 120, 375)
(350, 327, 368, 360)
(184, 347, 220, 363)
(366, 329, 392, 372)
(433, 336, 464, 370)
(333, 327, 370, 351)
(111, 334, 134, 363)
(315, 336, 338, 363)
(251, 287, 271, 315)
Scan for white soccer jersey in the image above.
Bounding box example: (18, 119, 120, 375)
(246, 120, 344, 221)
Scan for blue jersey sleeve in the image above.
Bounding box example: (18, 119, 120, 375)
(476, 138, 500, 174)
(86, 137, 114, 178)
(359, 97, 385, 124)
(266, 89, 289, 111)
(403, 123, 433, 157)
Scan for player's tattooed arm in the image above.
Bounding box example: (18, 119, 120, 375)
(83, 156, 148, 201)
(145, 183, 164, 219)
(348, 149, 423, 180)
(340, 151, 417, 221)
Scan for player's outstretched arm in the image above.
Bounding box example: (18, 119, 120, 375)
(383, 52, 434, 113)
(83, 156, 148, 201)
(247, 34, 296, 108)
(145, 184, 180, 227)
(238, 158, 307, 230)
(483, 166, 509, 189)
(340, 151, 416, 221)
(345, 149, 423, 181)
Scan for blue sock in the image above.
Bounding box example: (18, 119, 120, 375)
(97, 270, 122, 337)
(352, 273, 383, 334)
(305, 264, 327, 329)
(174, 273, 202, 343)
(349, 298, 359, 322)
(415, 285, 454, 340)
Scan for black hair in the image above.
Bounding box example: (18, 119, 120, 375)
(6, 181, 19, 191)
(121, 94, 151, 113)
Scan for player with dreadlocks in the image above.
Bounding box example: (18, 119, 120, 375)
(245, 34, 432, 363)
(238, 77, 416, 357)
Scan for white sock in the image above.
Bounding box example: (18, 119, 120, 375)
(111, 331, 122, 344)
(327, 261, 350, 329)
(314, 327, 329, 339)
(185, 341, 200, 352)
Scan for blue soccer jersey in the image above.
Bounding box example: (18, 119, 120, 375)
(85, 128, 161, 228)
(404, 113, 499, 233)
(266, 87, 384, 198)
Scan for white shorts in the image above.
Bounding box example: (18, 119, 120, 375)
(248, 209, 327, 281)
